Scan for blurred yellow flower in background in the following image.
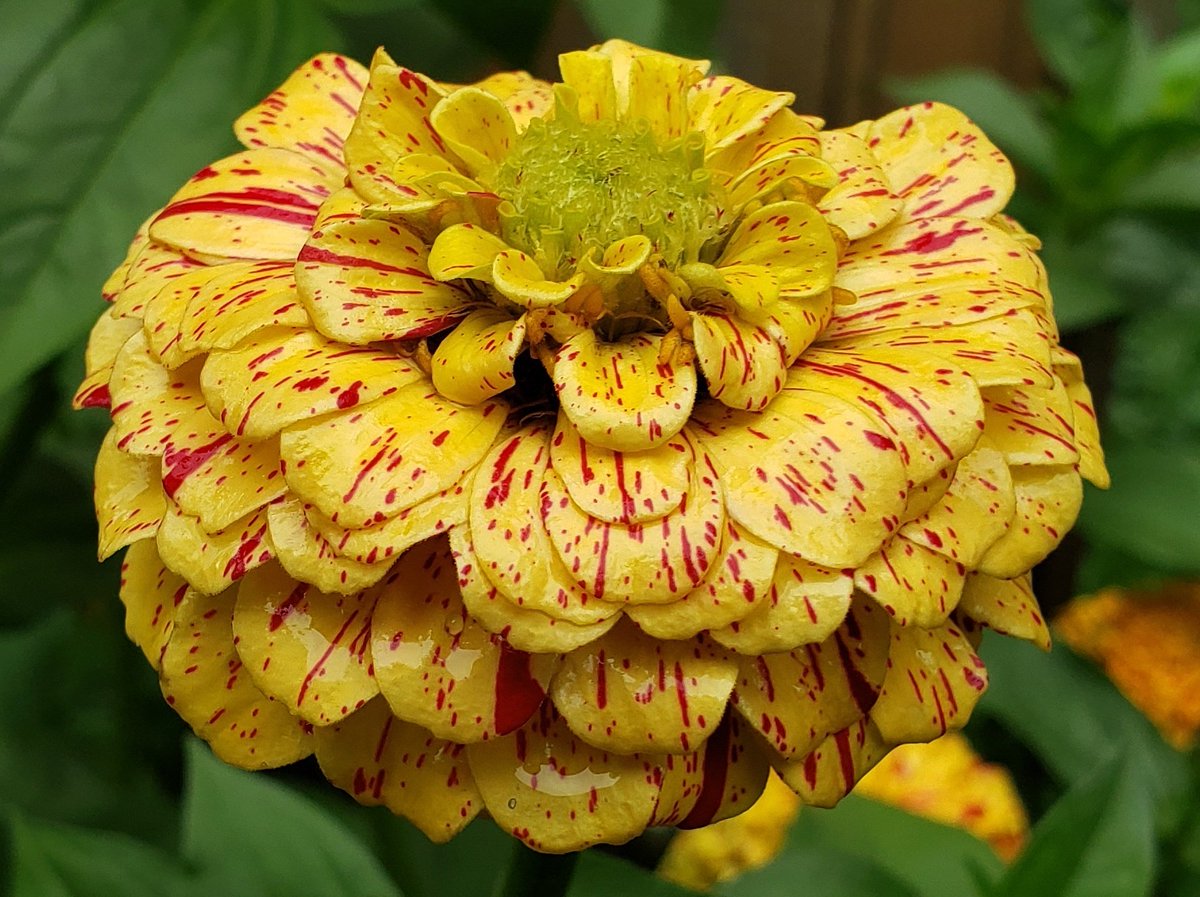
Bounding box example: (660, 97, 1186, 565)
(77, 40, 1105, 851)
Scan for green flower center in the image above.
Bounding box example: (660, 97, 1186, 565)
(493, 113, 718, 276)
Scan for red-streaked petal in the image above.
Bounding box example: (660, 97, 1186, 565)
(156, 503, 274, 595)
(95, 429, 167, 560)
(978, 465, 1082, 578)
(119, 539, 186, 670)
(818, 128, 903, 239)
(109, 334, 210, 457)
(855, 535, 968, 628)
(179, 261, 310, 356)
(959, 573, 1050, 651)
(266, 498, 394, 594)
(693, 311, 789, 412)
(982, 381, 1080, 467)
(431, 308, 526, 404)
(776, 718, 891, 807)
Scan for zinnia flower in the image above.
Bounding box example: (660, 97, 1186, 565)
(76, 41, 1107, 852)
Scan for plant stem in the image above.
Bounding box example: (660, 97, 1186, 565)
(493, 841, 580, 897)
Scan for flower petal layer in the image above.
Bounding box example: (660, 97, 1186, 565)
(958, 573, 1050, 651)
(817, 129, 903, 240)
(431, 308, 526, 404)
(777, 719, 890, 807)
(156, 504, 274, 595)
(266, 498, 394, 594)
(855, 535, 967, 628)
(95, 430, 167, 560)
(977, 465, 1082, 578)
(119, 539, 186, 669)
(178, 261, 311, 357)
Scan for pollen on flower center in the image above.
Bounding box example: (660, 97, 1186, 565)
(492, 113, 718, 276)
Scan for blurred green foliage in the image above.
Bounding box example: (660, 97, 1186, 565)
(0, 0, 1198, 895)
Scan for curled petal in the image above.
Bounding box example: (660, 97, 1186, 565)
(179, 261, 310, 357)
(978, 465, 1083, 578)
(870, 619, 988, 743)
(959, 573, 1050, 651)
(156, 504, 274, 595)
(672, 713, 771, 828)
(704, 108, 821, 182)
(711, 554, 853, 655)
(743, 292, 833, 367)
(551, 620, 738, 753)
(982, 381, 1080, 467)
(296, 217, 469, 344)
(233, 563, 379, 725)
(95, 429, 167, 560)
(432, 309, 526, 404)
(428, 222, 510, 281)
(73, 311, 142, 409)
(554, 330, 697, 452)
(855, 535, 967, 628)
(626, 51, 704, 141)
(692, 311, 789, 412)
(558, 50, 618, 122)
(142, 267, 220, 369)
(726, 154, 839, 211)
(718, 201, 837, 296)
(109, 336, 209, 457)
(492, 250, 585, 308)
(314, 698, 482, 842)
(470, 70, 554, 129)
(160, 584, 312, 769)
(370, 539, 557, 743)
(690, 75, 794, 153)
(1054, 351, 1109, 488)
(817, 129, 903, 239)
(467, 703, 661, 852)
(266, 498, 394, 594)
(430, 87, 518, 178)
(281, 382, 504, 528)
(119, 539, 186, 670)
(777, 719, 891, 807)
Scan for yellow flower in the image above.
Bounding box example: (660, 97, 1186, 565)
(855, 734, 1029, 861)
(76, 42, 1107, 852)
(1056, 583, 1200, 750)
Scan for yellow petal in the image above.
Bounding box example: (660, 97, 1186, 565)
(981, 381, 1080, 467)
(711, 553, 853, 655)
(119, 538, 186, 670)
(855, 535, 967, 628)
(551, 620, 738, 754)
(451, 526, 618, 653)
(149, 149, 339, 261)
(717, 201, 837, 296)
(370, 541, 557, 742)
(430, 87, 518, 178)
(469, 427, 622, 624)
(266, 498, 394, 594)
(314, 697, 482, 842)
(109, 239, 205, 321)
(742, 291, 833, 366)
(868, 102, 1014, 221)
(541, 454, 725, 605)
(281, 382, 504, 528)
(179, 261, 310, 357)
(692, 311, 789, 412)
(689, 75, 794, 153)
(978, 465, 1083, 578)
(725, 153, 840, 211)
(431, 309, 526, 404)
(156, 503, 274, 595)
(344, 52, 451, 203)
(704, 108, 821, 181)
(817, 129, 903, 239)
(109, 334, 209, 456)
(550, 411, 691, 525)
(592, 39, 708, 119)
(554, 330, 697, 452)
(467, 703, 660, 852)
(428, 222, 510, 280)
(626, 51, 703, 141)
(1055, 358, 1109, 488)
(470, 70, 554, 129)
(492, 250, 585, 308)
(85, 307, 144, 376)
(732, 597, 891, 759)
(870, 619, 988, 743)
(142, 263, 207, 367)
(160, 584, 312, 769)
(776, 718, 890, 807)
(663, 713, 771, 827)
(558, 50, 618, 122)
(627, 520, 778, 640)
(234, 53, 366, 167)
(296, 216, 469, 344)
(95, 429, 167, 560)
(233, 562, 378, 725)
(694, 391, 906, 568)
(200, 328, 424, 439)
(959, 573, 1050, 652)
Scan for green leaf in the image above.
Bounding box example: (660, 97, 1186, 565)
(180, 739, 402, 897)
(1025, 0, 1130, 89)
(1038, 228, 1127, 330)
(427, 0, 557, 68)
(0, 0, 343, 398)
(576, 0, 726, 58)
(714, 837, 921, 897)
(1119, 148, 1200, 210)
(568, 851, 697, 897)
(888, 70, 1057, 182)
(994, 754, 1156, 897)
(7, 811, 193, 897)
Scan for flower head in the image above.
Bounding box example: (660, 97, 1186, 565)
(78, 41, 1106, 852)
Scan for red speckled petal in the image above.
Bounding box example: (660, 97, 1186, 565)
(726, 153, 839, 211)
(817, 129, 903, 240)
(156, 503, 274, 595)
(978, 465, 1083, 578)
(467, 703, 661, 852)
(470, 427, 622, 624)
(370, 538, 557, 742)
(867, 102, 1014, 221)
(981, 381, 1080, 467)
(109, 334, 210, 457)
(344, 50, 451, 203)
(558, 50, 618, 121)
(627, 520, 777, 640)
(550, 411, 691, 526)
(731, 597, 891, 760)
(179, 261, 310, 357)
(776, 718, 891, 807)
(266, 498, 394, 594)
(663, 712, 771, 828)
(451, 526, 619, 654)
(119, 539, 186, 670)
(234, 53, 366, 167)
(314, 697, 482, 842)
(959, 572, 1050, 651)
(160, 584, 313, 769)
(431, 308, 526, 404)
(1054, 350, 1109, 488)
(870, 619, 989, 743)
(200, 328, 423, 439)
(554, 330, 697, 452)
(717, 201, 837, 296)
(551, 620, 738, 754)
(693, 391, 907, 568)
(95, 429, 167, 560)
(84, 308, 144, 377)
(281, 383, 504, 528)
(144, 266, 232, 369)
(711, 553, 853, 655)
(469, 70, 553, 130)
(110, 240, 207, 321)
(295, 216, 469, 344)
(540, 450, 725, 606)
(692, 311, 789, 412)
(742, 291, 833, 368)
(150, 149, 340, 261)
(430, 87, 518, 178)
(626, 52, 705, 141)
(233, 563, 378, 725)
(704, 107, 821, 186)
(855, 535, 968, 628)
